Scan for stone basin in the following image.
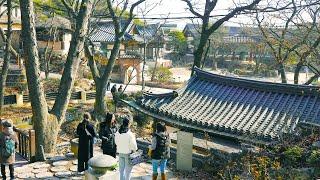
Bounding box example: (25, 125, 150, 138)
(88, 155, 118, 175)
(70, 138, 79, 157)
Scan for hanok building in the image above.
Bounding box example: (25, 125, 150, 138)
(90, 20, 142, 84)
(36, 16, 72, 55)
(0, 4, 21, 51)
(89, 20, 166, 84)
(126, 68, 320, 144)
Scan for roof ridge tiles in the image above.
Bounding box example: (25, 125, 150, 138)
(194, 67, 320, 96)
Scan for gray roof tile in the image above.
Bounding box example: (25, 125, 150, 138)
(130, 68, 320, 142)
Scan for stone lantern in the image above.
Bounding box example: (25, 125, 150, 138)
(85, 155, 119, 180)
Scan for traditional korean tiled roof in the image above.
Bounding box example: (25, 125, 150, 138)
(126, 68, 320, 143)
(90, 21, 133, 43)
(135, 23, 160, 40)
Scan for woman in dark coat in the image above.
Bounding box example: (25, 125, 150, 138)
(76, 113, 96, 172)
(99, 113, 117, 158)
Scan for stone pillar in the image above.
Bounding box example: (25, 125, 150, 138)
(85, 155, 119, 180)
(176, 131, 193, 171)
(80, 91, 87, 103)
(15, 93, 24, 106)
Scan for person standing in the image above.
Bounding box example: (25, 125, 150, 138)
(106, 80, 111, 91)
(111, 84, 117, 94)
(115, 116, 137, 180)
(76, 113, 96, 173)
(99, 113, 117, 158)
(0, 120, 18, 180)
(150, 122, 170, 180)
(118, 85, 123, 93)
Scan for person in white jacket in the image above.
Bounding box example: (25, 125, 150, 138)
(115, 116, 137, 180)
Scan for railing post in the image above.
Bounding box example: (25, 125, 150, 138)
(0, 118, 3, 132)
(80, 91, 87, 103)
(15, 93, 24, 106)
(29, 130, 36, 162)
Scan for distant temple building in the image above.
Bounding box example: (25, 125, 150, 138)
(126, 68, 320, 144)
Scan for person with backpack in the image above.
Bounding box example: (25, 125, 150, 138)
(115, 116, 137, 180)
(76, 113, 96, 173)
(0, 120, 18, 180)
(99, 113, 117, 158)
(149, 122, 170, 180)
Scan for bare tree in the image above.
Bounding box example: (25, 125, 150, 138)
(256, 0, 320, 83)
(19, 0, 94, 159)
(182, 0, 262, 75)
(292, 1, 320, 84)
(0, 0, 13, 114)
(85, 0, 145, 121)
(51, 0, 93, 121)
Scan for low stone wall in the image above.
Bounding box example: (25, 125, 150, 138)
(136, 138, 210, 168)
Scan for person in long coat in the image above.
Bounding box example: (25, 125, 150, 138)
(99, 113, 117, 158)
(76, 113, 96, 172)
(0, 120, 18, 180)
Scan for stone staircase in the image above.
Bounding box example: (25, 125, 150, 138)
(0, 57, 26, 87)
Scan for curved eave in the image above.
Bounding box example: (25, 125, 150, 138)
(194, 67, 320, 96)
(123, 100, 272, 145)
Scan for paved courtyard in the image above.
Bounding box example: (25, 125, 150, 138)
(3, 148, 177, 180)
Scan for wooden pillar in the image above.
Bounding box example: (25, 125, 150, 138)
(29, 129, 36, 162)
(135, 61, 141, 84)
(0, 118, 3, 132)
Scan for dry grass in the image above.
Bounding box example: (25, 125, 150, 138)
(1, 105, 32, 124)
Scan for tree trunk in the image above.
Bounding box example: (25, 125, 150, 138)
(141, 43, 147, 90)
(51, 0, 93, 121)
(193, 33, 208, 74)
(294, 61, 303, 84)
(94, 38, 121, 119)
(94, 81, 106, 121)
(151, 44, 160, 82)
(19, 0, 50, 160)
(212, 51, 217, 70)
(305, 74, 319, 85)
(279, 63, 287, 83)
(0, 0, 12, 114)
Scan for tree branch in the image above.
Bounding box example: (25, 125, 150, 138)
(0, 28, 18, 59)
(61, 0, 76, 18)
(208, 0, 262, 34)
(84, 40, 100, 81)
(182, 0, 203, 19)
(120, 0, 145, 36)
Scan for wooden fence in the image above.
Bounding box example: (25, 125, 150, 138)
(4, 91, 96, 106)
(0, 119, 36, 162)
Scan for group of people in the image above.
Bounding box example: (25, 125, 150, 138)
(76, 112, 170, 180)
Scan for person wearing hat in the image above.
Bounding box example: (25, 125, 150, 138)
(76, 113, 96, 173)
(115, 116, 137, 180)
(99, 113, 117, 158)
(0, 120, 18, 180)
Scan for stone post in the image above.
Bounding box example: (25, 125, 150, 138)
(176, 131, 193, 171)
(15, 93, 24, 106)
(80, 91, 87, 103)
(85, 155, 119, 180)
